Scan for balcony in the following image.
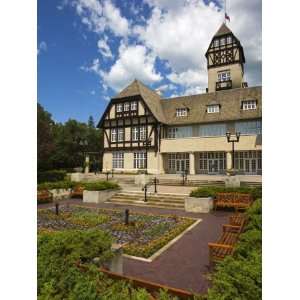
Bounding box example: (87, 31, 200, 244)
(216, 80, 232, 91)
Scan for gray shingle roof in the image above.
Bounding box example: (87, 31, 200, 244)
(111, 80, 261, 125)
(214, 23, 232, 37)
(160, 86, 262, 125)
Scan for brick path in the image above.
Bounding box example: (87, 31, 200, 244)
(38, 200, 232, 294)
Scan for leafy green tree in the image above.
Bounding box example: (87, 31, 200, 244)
(37, 103, 55, 171)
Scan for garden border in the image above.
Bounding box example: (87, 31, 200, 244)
(123, 218, 202, 262)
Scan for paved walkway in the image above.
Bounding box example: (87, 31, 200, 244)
(38, 200, 232, 294)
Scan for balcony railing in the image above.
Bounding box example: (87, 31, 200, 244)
(216, 80, 232, 91)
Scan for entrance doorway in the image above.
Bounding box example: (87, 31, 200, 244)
(234, 151, 262, 174)
(199, 152, 226, 174)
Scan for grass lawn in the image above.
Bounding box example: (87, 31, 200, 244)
(38, 206, 196, 258)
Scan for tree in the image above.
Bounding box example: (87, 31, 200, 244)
(88, 115, 95, 128)
(37, 103, 55, 171)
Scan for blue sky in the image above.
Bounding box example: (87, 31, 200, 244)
(38, 0, 261, 124)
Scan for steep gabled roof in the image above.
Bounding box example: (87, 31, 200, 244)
(113, 79, 166, 123)
(214, 22, 232, 37)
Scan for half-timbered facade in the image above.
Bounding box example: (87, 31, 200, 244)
(97, 23, 262, 175)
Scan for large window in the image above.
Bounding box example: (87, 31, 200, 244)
(199, 152, 226, 174)
(199, 124, 226, 137)
(167, 126, 192, 138)
(117, 128, 124, 141)
(134, 152, 146, 169)
(132, 126, 147, 141)
(234, 151, 262, 174)
(176, 108, 188, 117)
(242, 100, 257, 110)
(217, 70, 231, 82)
(124, 102, 130, 111)
(112, 152, 124, 169)
(235, 120, 262, 135)
(111, 128, 117, 142)
(131, 101, 137, 111)
(167, 153, 189, 173)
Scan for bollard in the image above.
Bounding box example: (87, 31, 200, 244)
(106, 171, 109, 181)
(55, 202, 59, 215)
(111, 169, 114, 178)
(125, 209, 129, 225)
(144, 184, 147, 202)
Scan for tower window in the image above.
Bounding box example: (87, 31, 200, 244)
(176, 108, 188, 117)
(217, 70, 231, 82)
(220, 38, 226, 46)
(227, 36, 232, 44)
(124, 102, 130, 111)
(207, 104, 220, 113)
(242, 100, 257, 110)
(131, 101, 137, 111)
(214, 39, 219, 47)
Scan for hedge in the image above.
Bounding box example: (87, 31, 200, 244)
(37, 170, 67, 184)
(37, 229, 189, 300)
(82, 181, 120, 191)
(190, 186, 262, 200)
(205, 199, 262, 300)
(37, 180, 76, 191)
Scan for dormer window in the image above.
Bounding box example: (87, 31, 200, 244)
(176, 108, 188, 117)
(242, 100, 257, 110)
(207, 104, 220, 114)
(116, 104, 122, 112)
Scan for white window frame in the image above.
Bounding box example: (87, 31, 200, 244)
(167, 127, 177, 138)
(111, 128, 117, 142)
(112, 152, 124, 169)
(132, 127, 139, 141)
(124, 102, 130, 111)
(134, 152, 147, 169)
(117, 128, 124, 141)
(116, 104, 123, 112)
(242, 100, 257, 110)
(220, 37, 226, 46)
(139, 126, 147, 141)
(176, 108, 188, 117)
(214, 39, 219, 47)
(217, 70, 231, 82)
(207, 105, 220, 114)
(227, 36, 232, 44)
(131, 101, 137, 111)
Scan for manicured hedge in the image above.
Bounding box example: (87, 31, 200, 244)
(190, 186, 262, 200)
(83, 181, 120, 191)
(37, 180, 77, 191)
(37, 170, 67, 183)
(205, 199, 262, 300)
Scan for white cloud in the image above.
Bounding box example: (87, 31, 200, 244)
(37, 41, 47, 55)
(100, 42, 162, 91)
(80, 58, 102, 75)
(135, 0, 261, 88)
(97, 37, 113, 58)
(73, 0, 129, 37)
(167, 69, 207, 88)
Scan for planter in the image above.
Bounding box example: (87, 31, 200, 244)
(185, 196, 213, 213)
(70, 172, 84, 182)
(49, 188, 72, 200)
(225, 175, 241, 187)
(83, 189, 119, 204)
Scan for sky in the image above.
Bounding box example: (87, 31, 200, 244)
(38, 0, 262, 124)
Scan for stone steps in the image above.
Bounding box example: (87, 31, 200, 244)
(107, 191, 186, 210)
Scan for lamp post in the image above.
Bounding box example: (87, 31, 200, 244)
(226, 131, 241, 173)
(143, 137, 152, 174)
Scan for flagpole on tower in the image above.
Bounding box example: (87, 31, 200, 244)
(224, 0, 227, 24)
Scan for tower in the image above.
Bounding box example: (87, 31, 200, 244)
(205, 23, 246, 93)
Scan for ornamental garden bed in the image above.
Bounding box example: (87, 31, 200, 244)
(38, 206, 197, 259)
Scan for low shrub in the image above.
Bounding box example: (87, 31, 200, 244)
(37, 180, 77, 191)
(190, 186, 261, 200)
(83, 181, 120, 191)
(37, 170, 67, 184)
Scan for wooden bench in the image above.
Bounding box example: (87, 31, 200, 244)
(214, 192, 253, 211)
(37, 190, 53, 204)
(208, 215, 247, 264)
(70, 186, 84, 198)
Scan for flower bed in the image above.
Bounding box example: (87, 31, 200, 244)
(38, 206, 196, 258)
